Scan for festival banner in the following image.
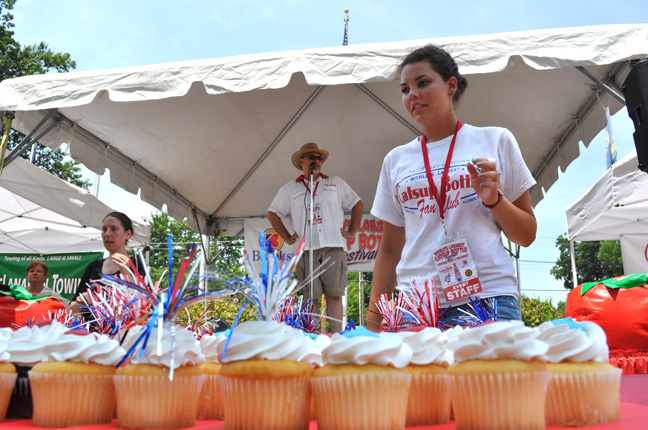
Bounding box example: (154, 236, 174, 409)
(0, 252, 104, 301)
(244, 214, 382, 273)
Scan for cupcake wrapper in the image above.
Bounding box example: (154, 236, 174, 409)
(450, 372, 551, 430)
(220, 375, 311, 430)
(196, 374, 224, 420)
(311, 372, 412, 430)
(114, 374, 206, 429)
(407, 373, 451, 426)
(7, 366, 31, 419)
(0, 373, 17, 422)
(546, 368, 622, 426)
(29, 371, 115, 427)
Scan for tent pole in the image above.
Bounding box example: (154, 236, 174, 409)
(569, 240, 578, 288)
(210, 86, 325, 219)
(342, 285, 347, 329)
(515, 244, 521, 301)
(576, 66, 625, 104)
(4, 111, 58, 167)
(200, 234, 209, 292)
(359, 272, 364, 326)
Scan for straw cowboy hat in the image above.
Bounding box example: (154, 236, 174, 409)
(291, 142, 329, 170)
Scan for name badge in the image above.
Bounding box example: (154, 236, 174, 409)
(431, 232, 482, 302)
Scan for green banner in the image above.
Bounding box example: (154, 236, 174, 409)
(0, 253, 103, 301)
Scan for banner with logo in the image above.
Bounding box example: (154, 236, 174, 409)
(0, 252, 104, 301)
(244, 214, 383, 273)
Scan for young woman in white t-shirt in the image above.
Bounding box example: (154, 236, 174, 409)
(367, 45, 537, 330)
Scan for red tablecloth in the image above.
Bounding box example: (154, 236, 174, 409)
(3, 375, 647, 429)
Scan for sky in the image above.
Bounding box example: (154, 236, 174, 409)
(8, 0, 645, 304)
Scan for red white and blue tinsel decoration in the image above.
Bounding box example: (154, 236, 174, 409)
(450, 295, 498, 327)
(88, 239, 237, 379)
(371, 277, 444, 331)
(220, 231, 332, 360)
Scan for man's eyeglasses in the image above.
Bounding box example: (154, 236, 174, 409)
(302, 155, 324, 161)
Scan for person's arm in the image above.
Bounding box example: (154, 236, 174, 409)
(366, 221, 406, 332)
(467, 159, 536, 247)
(267, 211, 298, 245)
(341, 200, 364, 239)
(488, 190, 536, 246)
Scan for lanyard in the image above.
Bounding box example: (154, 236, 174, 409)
(296, 173, 327, 199)
(301, 179, 319, 198)
(420, 120, 462, 235)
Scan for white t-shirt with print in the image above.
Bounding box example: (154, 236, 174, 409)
(371, 124, 535, 307)
(269, 175, 361, 251)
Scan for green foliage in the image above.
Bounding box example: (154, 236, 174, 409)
(1, 0, 88, 189)
(6, 138, 91, 189)
(144, 210, 246, 284)
(174, 300, 257, 328)
(145, 211, 202, 271)
(550, 234, 623, 290)
(0, 0, 76, 81)
(520, 295, 565, 327)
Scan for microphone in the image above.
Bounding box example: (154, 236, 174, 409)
(309, 162, 315, 175)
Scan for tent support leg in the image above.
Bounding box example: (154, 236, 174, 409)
(576, 66, 625, 104)
(210, 85, 325, 218)
(359, 271, 364, 326)
(569, 240, 578, 288)
(3, 110, 58, 167)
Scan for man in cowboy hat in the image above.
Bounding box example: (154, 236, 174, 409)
(267, 142, 363, 333)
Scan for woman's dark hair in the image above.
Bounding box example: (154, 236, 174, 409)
(400, 44, 468, 104)
(103, 211, 134, 243)
(26, 260, 48, 276)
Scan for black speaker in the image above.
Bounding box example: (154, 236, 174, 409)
(622, 60, 648, 172)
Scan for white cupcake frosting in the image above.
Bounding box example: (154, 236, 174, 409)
(322, 327, 413, 368)
(6, 321, 70, 366)
(453, 320, 548, 362)
(537, 318, 609, 363)
(122, 324, 205, 368)
(41, 332, 126, 365)
(216, 320, 309, 363)
(0, 328, 12, 362)
(199, 331, 230, 363)
(298, 334, 331, 368)
(398, 327, 453, 366)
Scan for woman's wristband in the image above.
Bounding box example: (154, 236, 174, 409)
(482, 189, 504, 209)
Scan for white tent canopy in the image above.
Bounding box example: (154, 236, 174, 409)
(0, 157, 150, 255)
(1, 24, 647, 235)
(566, 150, 648, 275)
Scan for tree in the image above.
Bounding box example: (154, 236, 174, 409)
(143, 210, 246, 284)
(550, 234, 623, 290)
(520, 295, 564, 327)
(144, 211, 203, 282)
(1, 0, 76, 81)
(1, 0, 89, 189)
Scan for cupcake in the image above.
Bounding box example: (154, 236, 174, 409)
(6, 321, 69, 419)
(299, 333, 331, 421)
(538, 317, 622, 426)
(196, 330, 229, 420)
(398, 327, 452, 426)
(216, 320, 313, 430)
(448, 320, 550, 430)
(0, 329, 16, 422)
(312, 327, 413, 430)
(28, 327, 125, 427)
(116, 323, 206, 429)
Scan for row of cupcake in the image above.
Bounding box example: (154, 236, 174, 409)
(195, 316, 620, 430)
(0, 314, 621, 430)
